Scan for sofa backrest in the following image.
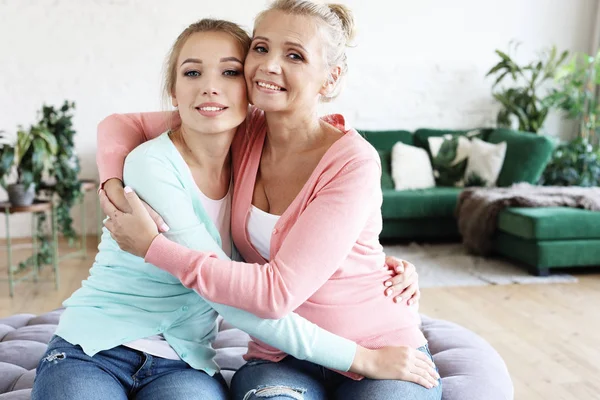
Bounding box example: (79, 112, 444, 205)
(487, 128, 555, 186)
(358, 130, 413, 150)
(413, 128, 493, 155)
(359, 127, 556, 189)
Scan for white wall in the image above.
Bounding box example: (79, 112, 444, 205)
(0, 0, 597, 237)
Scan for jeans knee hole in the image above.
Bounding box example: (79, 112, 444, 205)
(243, 385, 306, 400)
(42, 351, 66, 364)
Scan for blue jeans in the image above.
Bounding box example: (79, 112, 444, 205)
(231, 345, 442, 400)
(32, 335, 229, 400)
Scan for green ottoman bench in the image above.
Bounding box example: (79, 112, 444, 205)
(492, 207, 600, 276)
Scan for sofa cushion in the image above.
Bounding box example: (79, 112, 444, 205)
(382, 187, 462, 219)
(428, 130, 488, 187)
(493, 231, 600, 269)
(380, 218, 459, 240)
(487, 128, 555, 186)
(358, 130, 413, 151)
(498, 207, 600, 240)
(413, 128, 491, 155)
(429, 135, 471, 187)
(464, 138, 507, 187)
(391, 143, 436, 190)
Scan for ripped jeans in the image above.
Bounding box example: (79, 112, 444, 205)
(31, 335, 228, 400)
(230, 345, 442, 400)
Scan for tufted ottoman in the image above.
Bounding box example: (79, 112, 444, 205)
(0, 309, 513, 400)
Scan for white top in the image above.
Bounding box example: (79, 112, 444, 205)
(124, 187, 232, 359)
(247, 205, 281, 260)
(122, 334, 180, 360)
(197, 186, 232, 258)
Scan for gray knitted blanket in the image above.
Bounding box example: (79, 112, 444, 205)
(455, 183, 600, 255)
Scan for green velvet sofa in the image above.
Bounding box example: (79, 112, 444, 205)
(360, 128, 600, 275)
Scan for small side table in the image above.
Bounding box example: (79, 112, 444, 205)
(0, 201, 59, 297)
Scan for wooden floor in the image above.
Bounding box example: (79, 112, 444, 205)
(1, 236, 599, 400)
(419, 274, 600, 400)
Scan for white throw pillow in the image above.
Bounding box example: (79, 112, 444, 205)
(391, 142, 436, 190)
(464, 138, 507, 187)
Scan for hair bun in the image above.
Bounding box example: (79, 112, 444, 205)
(327, 3, 356, 44)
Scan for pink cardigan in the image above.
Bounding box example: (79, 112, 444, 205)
(97, 107, 426, 376)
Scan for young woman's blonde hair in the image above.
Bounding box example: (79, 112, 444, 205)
(255, 0, 356, 101)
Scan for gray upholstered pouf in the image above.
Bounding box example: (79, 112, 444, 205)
(0, 310, 513, 399)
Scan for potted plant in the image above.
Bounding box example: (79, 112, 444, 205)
(539, 51, 600, 186)
(540, 137, 600, 186)
(486, 43, 569, 133)
(38, 101, 82, 244)
(0, 125, 58, 206)
(0, 101, 81, 272)
(547, 50, 600, 146)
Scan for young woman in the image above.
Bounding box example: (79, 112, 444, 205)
(98, 1, 442, 399)
(32, 18, 425, 400)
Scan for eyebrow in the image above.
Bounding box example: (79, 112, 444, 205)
(180, 57, 243, 67)
(253, 36, 308, 53)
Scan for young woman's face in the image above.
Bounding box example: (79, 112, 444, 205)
(173, 31, 248, 135)
(245, 10, 332, 113)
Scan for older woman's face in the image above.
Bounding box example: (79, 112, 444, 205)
(245, 10, 332, 113)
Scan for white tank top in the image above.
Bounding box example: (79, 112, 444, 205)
(124, 187, 232, 359)
(247, 205, 281, 260)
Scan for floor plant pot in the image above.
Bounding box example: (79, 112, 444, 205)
(7, 183, 36, 206)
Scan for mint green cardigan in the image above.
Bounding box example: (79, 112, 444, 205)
(55, 132, 355, 375)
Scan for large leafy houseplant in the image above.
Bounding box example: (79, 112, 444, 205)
(547, 50, 600, 146)
(541, 52, 600, 186)
(486, 44, 569, 133)
(39, 101, 82, 244)
(540, 137, 600, 186)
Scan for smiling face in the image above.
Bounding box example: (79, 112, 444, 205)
(172, 31, 248, 136)
(244, 10, 335, 114)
